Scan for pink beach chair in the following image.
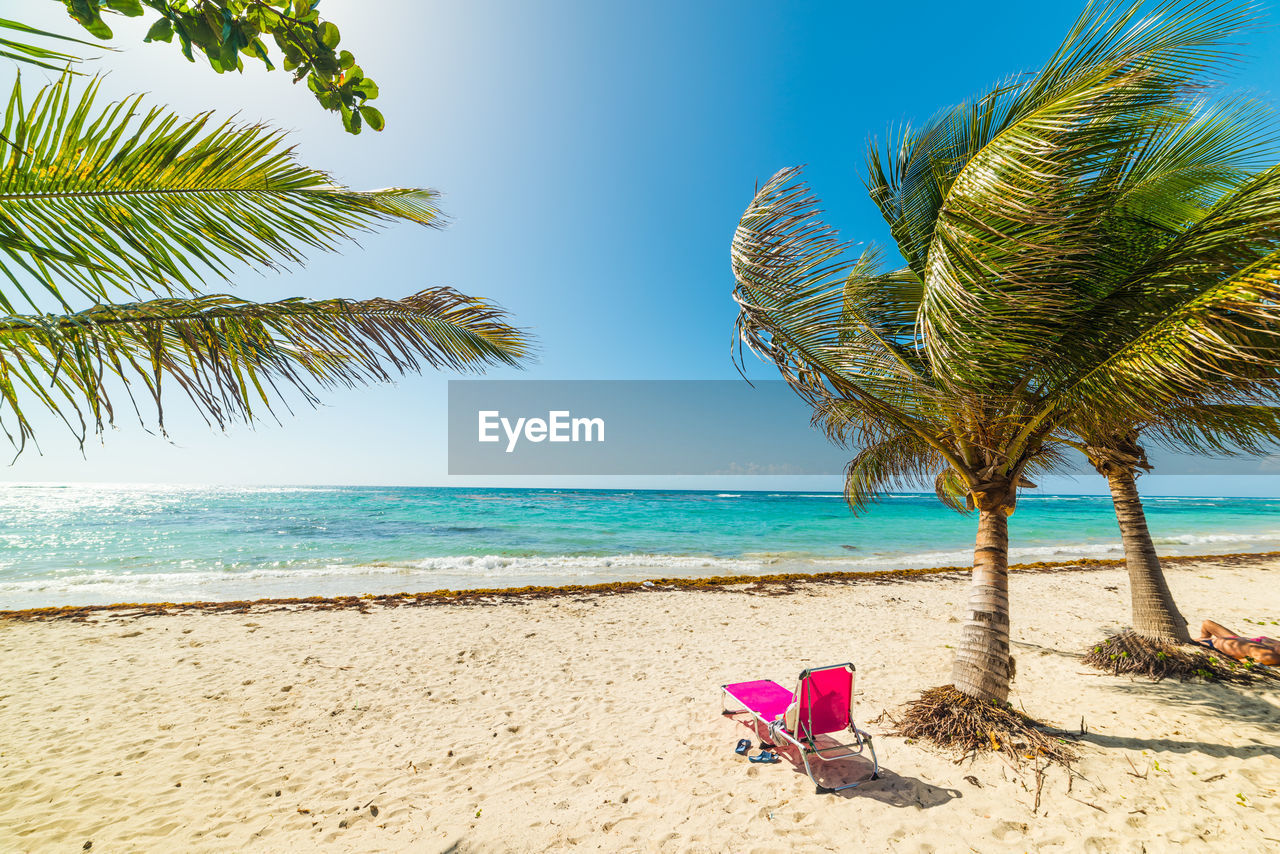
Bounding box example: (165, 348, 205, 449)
(721, 663, 878, 793)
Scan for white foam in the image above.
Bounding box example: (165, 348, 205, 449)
(764, 493, 843, 499)
(400, 554, 761, 573)
(1149, 530, 1280, 546)
(0, 554, 768, 599)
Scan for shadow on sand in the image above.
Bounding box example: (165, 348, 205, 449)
(1057, 675, 1280, 759)
(727, 712, 961, 807)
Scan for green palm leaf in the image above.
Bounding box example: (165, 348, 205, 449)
(1036, 165, 1280, 427)
(1145, 403, 1280, 457)
(0, 287, 532, 451)
(0, 17, 99, 70)
(869, 1, 1258, 390)
(0, 73, 444, 311)
(732, 168, 979, 486)
(734, 171, 934, 435)
(837, 428, 946, 513)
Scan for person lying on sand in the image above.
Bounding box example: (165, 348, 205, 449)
(1197, 620, 1280, 665)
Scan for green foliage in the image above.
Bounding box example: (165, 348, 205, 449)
(0, 289, 530, 451)
(0, 73, 439, 312)
(0, 17, 100, 69)
(48, 1, 380, 134)
(0, 73, 532, 453)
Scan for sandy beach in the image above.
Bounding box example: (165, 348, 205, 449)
(2, 558, 1278, 853)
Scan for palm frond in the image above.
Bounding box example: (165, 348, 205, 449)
(830, 424, 948, 514)
(919, 71, 1194, 385)
(0, 73, 445, 311)
(868, 1, 1259, 391)
(934, 467, 971, 513)
(0, 17, 98, 70)
(1100, 97, 1275, 232)
(1039, 165, 1280, 423)
(0, 287, 532, 452)
(1020, 0, 1251, 101)
(732, 168, 953, 451)
(1144, 403, 1280, 457)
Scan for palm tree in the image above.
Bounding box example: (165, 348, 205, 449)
(736, 174, 1063, 705)
(1078, 402, 1280, 649)
(732, 0, 1280, 717)
(0, 72, 530, 450)
(1086, 430, 1194, 643)
(873, 0, 1280, 674)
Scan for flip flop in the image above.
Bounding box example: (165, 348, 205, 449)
(734, 738, 752, 756)
(748, 750, 779, 764)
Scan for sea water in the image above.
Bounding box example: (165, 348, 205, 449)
(1, 484, 1278, 608)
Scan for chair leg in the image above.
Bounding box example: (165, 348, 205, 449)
(798, 749, 826, 794)
(820, 731, 879, 793)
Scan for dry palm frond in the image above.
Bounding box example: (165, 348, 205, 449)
(878, 685, 1078, 765)
(1083, 631, 1270, 683)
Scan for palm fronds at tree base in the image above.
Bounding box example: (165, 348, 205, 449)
(1083, 631, 1268, 684)
(875, 686, 1078, 766)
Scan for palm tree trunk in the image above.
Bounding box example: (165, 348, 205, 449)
(1106, 467, 1191, 644)
(950, 508, 1012, 702)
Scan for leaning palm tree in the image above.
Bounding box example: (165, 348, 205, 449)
(871, 39, 1280, 666)
(0, 73, 530, 451)
(733, 0, 1280, 748)
(736, 176, 1068, 710)
(1076, 402, 1280, 673)
(865, 0, 1280, 680)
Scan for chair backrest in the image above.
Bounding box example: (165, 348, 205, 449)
(794, 664, 854, 739)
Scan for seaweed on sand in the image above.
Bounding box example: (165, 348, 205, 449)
(2, 551, 1276, 623)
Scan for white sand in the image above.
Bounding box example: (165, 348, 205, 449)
(1, 559, 1278, 853)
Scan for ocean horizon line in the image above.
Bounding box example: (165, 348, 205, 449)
(4, 481, 1280, 500)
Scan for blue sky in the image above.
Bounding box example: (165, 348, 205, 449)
(4, 1, 1280, 492)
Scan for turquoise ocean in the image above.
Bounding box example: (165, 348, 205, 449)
(2, 484, 1279, 609)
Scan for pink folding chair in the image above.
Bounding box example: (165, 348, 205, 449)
(721, 663, 878, 793)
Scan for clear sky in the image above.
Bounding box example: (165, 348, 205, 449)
(3, 1, 1280, 493)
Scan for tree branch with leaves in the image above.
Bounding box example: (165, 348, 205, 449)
(8, 1, 381, 133)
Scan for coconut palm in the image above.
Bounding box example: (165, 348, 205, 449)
(736, 175, 1061, 705)
(0, 72, 530, 452)
(1079, 402, 1280, 647)
(871, 58, 1280, 659)
(732, 0, 1280, 713)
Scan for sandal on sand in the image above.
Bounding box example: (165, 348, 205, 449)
(749, 750, 779, 764)
(734, 738, 752, 756)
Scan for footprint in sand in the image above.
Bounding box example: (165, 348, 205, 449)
(991, 820, 1028, 842)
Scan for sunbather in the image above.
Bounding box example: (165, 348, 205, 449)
(1197, 620, 1280, 665)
